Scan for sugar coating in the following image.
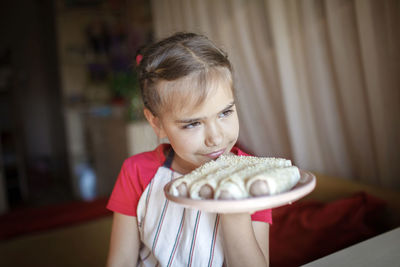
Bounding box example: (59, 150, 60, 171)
(169, 154, 294, 198)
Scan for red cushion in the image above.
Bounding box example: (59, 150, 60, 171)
(0, 197, 111, 240)
(270, 192, 386, 266)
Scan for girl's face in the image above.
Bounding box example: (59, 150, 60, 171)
(155, 81, 239, 174)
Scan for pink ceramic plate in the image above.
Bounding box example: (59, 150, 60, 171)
(164, 170, 316, 213)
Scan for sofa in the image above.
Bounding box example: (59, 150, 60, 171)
(0, 173, 399, 267)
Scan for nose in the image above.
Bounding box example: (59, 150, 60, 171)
(205, 122, 223, 147)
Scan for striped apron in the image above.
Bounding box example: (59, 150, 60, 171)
(136, 153, 224, 267)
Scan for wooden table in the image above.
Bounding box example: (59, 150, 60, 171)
(302, 227, 400, 266)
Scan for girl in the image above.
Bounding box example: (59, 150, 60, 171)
(106, 32, 271, 267)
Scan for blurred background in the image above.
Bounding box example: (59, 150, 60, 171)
(0, 0, 154, 212)
(0, 0, 399, 266)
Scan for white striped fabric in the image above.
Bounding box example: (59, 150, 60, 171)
(137, 167, 224, 267)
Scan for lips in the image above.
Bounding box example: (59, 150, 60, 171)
(204, 149, 226, 159)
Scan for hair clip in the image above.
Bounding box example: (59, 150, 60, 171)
(136, 54, 143, 66)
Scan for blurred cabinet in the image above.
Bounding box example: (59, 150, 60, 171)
(55, 0, 152, 199)
(65, 106, 130, 199)
(126, 121, 159, 156)
(85, 113, 128, 197)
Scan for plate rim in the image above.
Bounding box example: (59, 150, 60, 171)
(163, 170, 316, 213)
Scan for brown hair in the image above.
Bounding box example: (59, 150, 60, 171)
(137, 32, 234, 116)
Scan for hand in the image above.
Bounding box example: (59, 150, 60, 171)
(219, 213, 269, 267)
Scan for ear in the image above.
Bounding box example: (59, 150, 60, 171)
(143, 108, 167, 139)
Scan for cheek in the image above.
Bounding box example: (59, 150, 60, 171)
(224, 115, 240, 138)
(169, 130, 202, 151)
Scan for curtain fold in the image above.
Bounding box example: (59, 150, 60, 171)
(325, 0, 379, 183)
(150, 0, 400, 190)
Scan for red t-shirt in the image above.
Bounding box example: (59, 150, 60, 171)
(107, 144, 272, 223)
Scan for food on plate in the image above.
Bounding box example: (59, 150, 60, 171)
(169, 154, 300, 200)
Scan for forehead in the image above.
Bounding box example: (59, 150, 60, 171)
(176, 81, 234, 119)
(157, 67, 234, 116)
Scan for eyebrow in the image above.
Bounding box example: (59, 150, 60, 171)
(175, 101, 236, 124)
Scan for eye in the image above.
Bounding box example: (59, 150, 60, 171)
(219, 109, 234, 118)
(182, 121, 201, 129)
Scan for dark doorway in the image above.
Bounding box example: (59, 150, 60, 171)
(0, 0, 73, 211)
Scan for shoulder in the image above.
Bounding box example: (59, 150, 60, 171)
(117, 144, 171, 194)
(122, 144, 169, 174)
(107, 144, 170, 216)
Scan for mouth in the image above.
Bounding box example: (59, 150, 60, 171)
(204, 148, 226, 159)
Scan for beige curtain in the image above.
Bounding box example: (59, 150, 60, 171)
(150, 0, 400, 190)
